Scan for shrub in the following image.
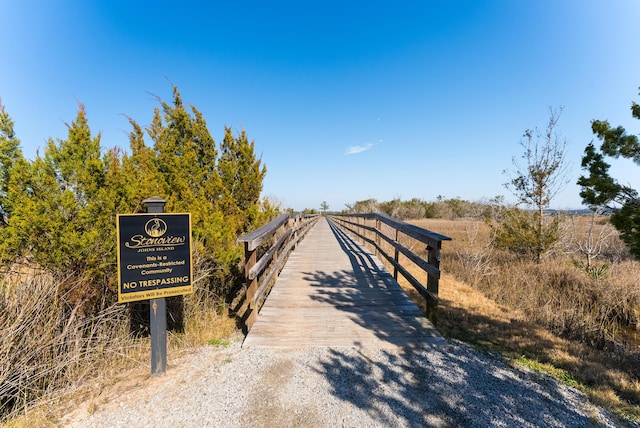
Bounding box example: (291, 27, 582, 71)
(0, 86, 274, 313)
(491, 207, 560, 262)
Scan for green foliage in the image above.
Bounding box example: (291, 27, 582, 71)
(501, 109, 568, 262)
(207, 338, 231, 347)
(610, 199, 640, 258)
(378, 197, 431, 219)
(0, 104, 25, 225)
(492, 207, 560, 261)
(2, 105, 110, 274)
(578, 88, 640, 258)
(515, 357, 580, 388)
(571, 260, 610, 280)
(0, 87, 274, 310)
(577, 143, 623, 208)
(218, 126, 267, 232)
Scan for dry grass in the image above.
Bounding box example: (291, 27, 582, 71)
(0, 257, 238, 426)
(435, 273, 640, 421)
(0, 270, 135, 422)
(170, 285, 238, 350)
(347, 215, 640, 420)
(383, 217, 640, 422)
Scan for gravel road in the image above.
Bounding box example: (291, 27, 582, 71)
(61, 333, 632, 428)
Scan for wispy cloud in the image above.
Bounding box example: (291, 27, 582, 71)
(345, 143, 373, 155)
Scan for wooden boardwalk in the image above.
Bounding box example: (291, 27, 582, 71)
(242, 217, 445, 349)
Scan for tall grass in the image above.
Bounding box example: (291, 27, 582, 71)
(0, 251, 237, 424)
(0, 270, 136, 423)
(463, 258, 640, 348)
(404, 217, 640, 416)
(425, 218, 640, 351)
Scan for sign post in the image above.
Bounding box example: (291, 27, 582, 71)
(145, 197, 167, 376)
(116, 196, 193, 376)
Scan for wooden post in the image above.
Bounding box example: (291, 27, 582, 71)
(244, 242, 258, 329)
(375, 219, 381, 257)
(144, 196, 167, 376)
(425, 242, 441, 324)
(292, 215, 298, 251)
(393, 228, 399, 280)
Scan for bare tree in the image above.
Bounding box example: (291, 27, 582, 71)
(502, 107, 571, 262)
(564, 209, 618, 268)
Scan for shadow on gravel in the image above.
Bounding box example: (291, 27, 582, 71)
(311, 344, 602, 427)
(302, 220, 606, 426)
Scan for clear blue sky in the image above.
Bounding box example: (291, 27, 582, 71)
(1, 1, 639, 212)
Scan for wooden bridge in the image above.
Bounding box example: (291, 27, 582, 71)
(236, 214, 451, 349)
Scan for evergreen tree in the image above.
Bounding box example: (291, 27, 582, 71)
(0, 103, 26, 225)
(0, 85, 275, 306)
(10, 105, 107, 272)
(578, 89, 640, 257)
(119, 117, 166, 215)
(152, 88, 200, 212)
(0, 104, 125, 313)
(218, 126, 267, 232)
(145, 87, 233, 253)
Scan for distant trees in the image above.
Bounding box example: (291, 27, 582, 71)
(343, 196, 500, 220)
(499, 108, 569, 262)
(0, 86, 275, 310)
(378, 198, 428, 219)
(345, 198, 380, 214)
(578, 88, 640, 258)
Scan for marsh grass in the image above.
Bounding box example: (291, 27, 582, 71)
(375, 217, 640, 421)
(0, 255, 237, 426)
(0, 269, 137, 424)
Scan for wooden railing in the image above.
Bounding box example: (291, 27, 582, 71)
(236, 213, 319, 331)
(328, 213, 451, 322)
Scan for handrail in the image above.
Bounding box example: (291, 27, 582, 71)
(237, 213, 290, 252)
(235, 213, 319, 331)
(328, 213, 451, 322)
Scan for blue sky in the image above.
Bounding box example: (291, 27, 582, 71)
(1, 1, 639, 212)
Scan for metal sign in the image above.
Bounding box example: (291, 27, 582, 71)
(117, 213, 193, 303)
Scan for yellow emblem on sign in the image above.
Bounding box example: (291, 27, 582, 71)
(145, 218, 168, 237)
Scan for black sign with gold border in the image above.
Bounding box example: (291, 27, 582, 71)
(117, 213, 193, 303)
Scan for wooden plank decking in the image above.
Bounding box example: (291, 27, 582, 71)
(242, 217, 445, 349)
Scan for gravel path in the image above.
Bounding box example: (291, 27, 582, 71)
(62, 334, 629, 428)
